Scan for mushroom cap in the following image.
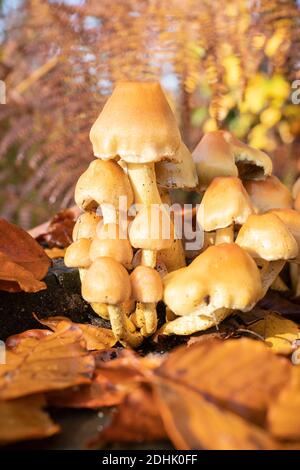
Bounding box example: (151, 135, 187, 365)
(197, 176, 254, 231)
(269, 209, 300, 262)
(72, 212, 102, 241)
(226, 132, 273, 180)
(192, 130, 272, 191)
(75, 159, 134, 211)
(192, 131, 238, 191)
(163, 243, 262, 316)
(81, 257, 131, 304)
(89, 238, 133, 268)
(90, 81, 181, 163)
(130, 266, 163, 303)
(129, 205, 174, 250)
(156, 142, 198, 189)
(243, 176, 293, 213)
(64, 238, 91, 268)
(236, 213, 298, 261)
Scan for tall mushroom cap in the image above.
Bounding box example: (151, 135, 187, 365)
(226, 132, 273, 180)
(197, 176, 254, 231)
(90, 81, 181, 163)
(269, 209, 300, 262)
(192, 131, 238, 191)
(243, 176, 293, 213)
(64, 238, 91, 268)
(72, 212, 102, 241)
(236, 213, 298, 261)
(130, 266, 163, 303)
(129, 205, 174, 251)
(156, 142, 198, 189)
(75, 159, 134, 211)
(81, 257, 131, 304)
(163, 243, 262, 316)
(89, 238, 133, 268)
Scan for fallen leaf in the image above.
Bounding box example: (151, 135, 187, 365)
(248, 312, 300, 355)
(36, 209, 76, 248)
(48, 348, 154, 408)
(153, 378, 278, 450)
(157, 338, 290, 424)
(93, 385, 167, 446)
(0, 322, 95, 400)
(36, 316, 117, 351)
(267, 366, 300, 440)
(258, 291, 300, 321)
(0, 251, 47, 293)
(0, 395, 59, 446)
(0, 218, 50, 281)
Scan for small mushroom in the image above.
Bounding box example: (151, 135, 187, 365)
(236, 213, 298, 296)
(243, 175, 293, 213)
(160, 243, 262, 335)
(129, 205, 173, 268)
(64, 238, 91, 269)
(197, 176, 254, 244)
(82, 257, 142, 348)
(156, 142, 198, 190)
(75, 159, 134, 223)
(192, 130, 272, 191)
(130, 266, 163, 336)
(72, 212, 102, 241)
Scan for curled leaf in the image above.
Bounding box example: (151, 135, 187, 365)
(0, 252, 46, 293)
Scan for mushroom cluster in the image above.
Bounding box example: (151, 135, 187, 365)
(65, 81, 197, 347)
(65, 83, 300, 345)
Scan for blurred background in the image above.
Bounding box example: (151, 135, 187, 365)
(0, 0, 300, 228)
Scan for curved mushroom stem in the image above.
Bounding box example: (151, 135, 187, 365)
(135, 302, 157, 336)
(107, 304, 143, 348)
(259, 259, 286, 297)
(215, 224, 234, 245)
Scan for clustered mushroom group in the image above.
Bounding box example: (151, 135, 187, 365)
(65, 81, 300, 348)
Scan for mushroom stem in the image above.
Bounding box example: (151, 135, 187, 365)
(91, 302, 110, 320)
(215, 225, 234, 245)
(259, 259, 285, 297)
(290, 263, 300, 295)
(127, 162, 162, 205)
(107, 304, 143, 348)
(135, 302, 157, 336)
(141, 249, 156, 268)
(270, 276, 289, 292)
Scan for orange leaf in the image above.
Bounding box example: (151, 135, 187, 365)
(0, 322, 94, 400)
(0, 251, 46, 293)
(0, 395, 59, 446)
(157, 338, 290, 424)
(153, 378, 278, 450)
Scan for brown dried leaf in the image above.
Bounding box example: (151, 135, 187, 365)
(0, 218, 50, 281)
(49, 348, 154, 408)
(36, 209, 76, 248)
(248, 312, 300, 355)
(157, 338, 290, 424)
(0, 251, 46, 293)
(94, 385, 167, 446)
(153, 378, 278, 450)
(268, 366, 300, 440)
(0, 395, 59, 446)
(258, 291, 300, 321)
(36, 316, 117, 351)
(0, 322, 95, 400)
